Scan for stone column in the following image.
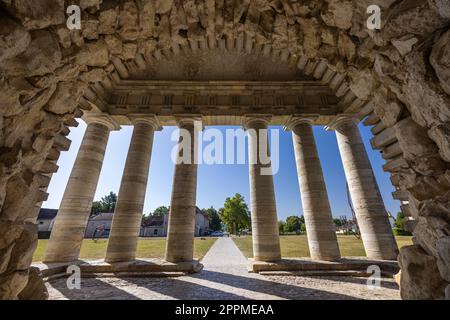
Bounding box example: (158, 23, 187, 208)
(244, 116, 281, 262)
(44, 114, 120, 263)
(327, 116, 398, 260)
(285, 117, 341, 261)
(105, 116, 162, 262)
(165, 117, 201, 263)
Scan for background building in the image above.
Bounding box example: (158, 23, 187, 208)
(84, 212, 114, 238)
(37, 209, 58, 232)
(39, 207, 209, 239)
(141, 207, 209, 237)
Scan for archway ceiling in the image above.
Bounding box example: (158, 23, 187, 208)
(87, 47, 344, 126)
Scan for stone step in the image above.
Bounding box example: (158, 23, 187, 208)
(248, 257, 400, 276)
(33, 259, 204, 280)
(42, 271, 187, 282)
(258, 270, 372, 277)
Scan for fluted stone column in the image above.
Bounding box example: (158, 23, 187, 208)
(165, 117, 201, 263)
(44, 114, 119, 263)
(327, 116, 398, 260)
(244, 116, 281, 262)
(285, 117, 341, 261)
(105, 116, 161, 262)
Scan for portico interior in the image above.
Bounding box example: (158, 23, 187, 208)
(43, 42, 398, 271)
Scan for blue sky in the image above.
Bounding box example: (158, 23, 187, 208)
(43, 120, 400, 221)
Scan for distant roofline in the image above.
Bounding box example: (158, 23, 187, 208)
(37, 208, 58, 220)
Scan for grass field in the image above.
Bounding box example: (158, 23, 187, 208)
(33, 237, 217, 262)
(233, 235, 413, 258)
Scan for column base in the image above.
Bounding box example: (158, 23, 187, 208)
(247, 257, 399, 277)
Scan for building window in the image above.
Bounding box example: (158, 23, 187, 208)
(153, 229, 158, 235)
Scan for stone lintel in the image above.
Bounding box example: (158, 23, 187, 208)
(283, 114, 320, 131)
(82, 113, 121, 131)
(325, 114, 360, 131)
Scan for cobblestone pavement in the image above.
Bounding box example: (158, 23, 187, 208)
(46, 238, 400, 300)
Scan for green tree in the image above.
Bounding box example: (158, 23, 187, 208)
(284, 216, 303, 233)
(393, 212, 412, 235)
(219, 193, 251, 234)
(394, 212, 406, 229)
(300, 223, 307, 234)
(90, 191, 117, 215)
(202, 207, 222, 231)
(101, 191, 117, 213)
(91, 201, 104, 216)
(333, 218, 343, 228)
(299, 215, 305, 225)
(141, 213, 149, 225)
(152, 206, 169, 217)
(278, 220, 286, 234)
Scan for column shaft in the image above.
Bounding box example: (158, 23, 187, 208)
(291, 121, 341, 261)
(246, 118, 281, 262)
(105, 121, 156, 262)
(334, 119, 398, 260)
(44, 122, 112, 262)
(165, 120, 199, 262)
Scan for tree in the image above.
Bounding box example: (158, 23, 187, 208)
(284, 216, 303, 233)
(394, 212, 412, 235)
(333, 218, 343, 228)
(90, 191, 118, 215)
(278, 220, 286, 234)
(91, 201, 104, 216)
(141, 206, 170, 225)
(151, 206, 169, 217)
(394, 212, 406, 229)
(101, 192, 117, 213)
(202, 207, 222, 231)
(141, 213, 149, 225)
(300, 223, 306, 234)
(299, 215, 305, 225)
(219, 193, 251, 234)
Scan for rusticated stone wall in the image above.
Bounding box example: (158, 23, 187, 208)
(0, 0, 449, 299)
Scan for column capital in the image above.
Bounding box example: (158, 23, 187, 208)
(283, 114, 319, 131)
(173, 114, 203, 129)
(128, 114, 163, 131)
(242, 114, 272, 130)
(82, 113, 121, 131)
(325, 114, 360, 131)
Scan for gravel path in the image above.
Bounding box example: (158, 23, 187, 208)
(46, 238, 400, 300)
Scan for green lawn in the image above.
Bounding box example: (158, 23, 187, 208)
(33, 237, 217, 262)
(233, 235, 413, 258)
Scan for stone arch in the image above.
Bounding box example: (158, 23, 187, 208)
(81, 32, 362, 121)
(0, 0, 449, 300)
